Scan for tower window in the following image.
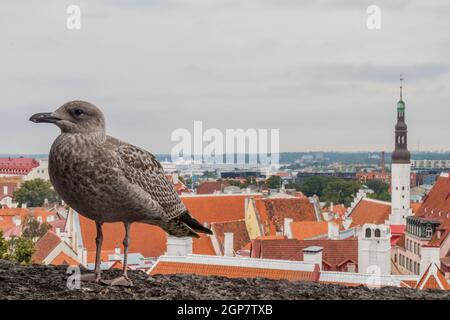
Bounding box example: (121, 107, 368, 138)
(375, 229, 381, 238)
(365, 228, 372, 238)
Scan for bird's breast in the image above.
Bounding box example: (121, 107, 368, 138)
(48, 134, 121, 218)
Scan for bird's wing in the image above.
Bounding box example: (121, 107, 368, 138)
(107, 136, 187, 221)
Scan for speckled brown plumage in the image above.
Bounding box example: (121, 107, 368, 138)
(33, 101, 211, 238)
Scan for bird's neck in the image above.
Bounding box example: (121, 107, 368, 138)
(56, 130, 107, 148)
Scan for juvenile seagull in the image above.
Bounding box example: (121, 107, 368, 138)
(30, 101, 212, 286)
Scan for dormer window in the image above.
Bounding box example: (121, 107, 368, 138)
(365, 228, 372, 238)
(426, 227, 433, 238)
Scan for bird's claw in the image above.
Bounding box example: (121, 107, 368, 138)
(79, 273, 102, 283)
(101, 276, 133, 287)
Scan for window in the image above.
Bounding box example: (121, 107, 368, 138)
(394, 254, 397, 263)
(347, 263, 356, 273)
(375, 229, 381, 238)
(426, 227, 433, 238)
(365, 228, 372, 238)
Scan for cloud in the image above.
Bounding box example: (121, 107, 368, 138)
(0, 0, 449, 153)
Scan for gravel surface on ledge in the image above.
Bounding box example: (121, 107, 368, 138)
(0, 260, 449, 300)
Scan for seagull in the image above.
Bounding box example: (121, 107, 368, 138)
(30, 101, 212, 286)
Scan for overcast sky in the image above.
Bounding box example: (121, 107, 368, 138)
(1, 0, 449, 154)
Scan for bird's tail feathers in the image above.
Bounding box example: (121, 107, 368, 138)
(179, 211, 213, 235)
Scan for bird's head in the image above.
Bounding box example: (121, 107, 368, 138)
(30, 101, 105, 134)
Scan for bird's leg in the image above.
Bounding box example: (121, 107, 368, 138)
(80, 221, 103, 283)
(102, 222, 133, 287)
(122, 222, 131, 280)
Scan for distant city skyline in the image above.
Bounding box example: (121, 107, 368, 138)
(1, 1, 449, 154)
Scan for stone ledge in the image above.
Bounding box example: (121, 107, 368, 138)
(0, 260, 448, 300)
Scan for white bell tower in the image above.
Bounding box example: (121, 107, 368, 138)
(388, 76, 412, 225)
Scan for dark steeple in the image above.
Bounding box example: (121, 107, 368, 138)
(392, 75, 410, 163)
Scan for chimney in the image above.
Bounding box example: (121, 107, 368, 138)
(21, 203, 27, 209)
(224, 232, 234, 257)
(328, 221, 339, 240)
(420, 246, 440, 275)
(330, 202, 334, 212)
(172, 173, 179, 185)
(115, 246, 121, 255)
(284, 218, 293, 239)
(56, 228, 61, 236)
(13, 216, 21, 226)
(303, 246, 323, 270)
(381, 151, 385, 174)
(166, 235, 193, 256)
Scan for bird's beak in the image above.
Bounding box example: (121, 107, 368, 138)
(29, 112, 62, 124)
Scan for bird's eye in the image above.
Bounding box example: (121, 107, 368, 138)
(73, 108, 84, 116)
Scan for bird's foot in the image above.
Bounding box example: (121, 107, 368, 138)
(101, 276, 133, 287)
(79, 273, 102, 283)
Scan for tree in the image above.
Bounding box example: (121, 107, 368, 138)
(366, 179, 388, 194)
(12, 179, 58, 207)
(7, 237, 35, 264)
(366, 179, 391, 202)
(0, 230, 8, 260)
(297, 176, 361, 207)
(0, 230, 35, 264)
(299, 176, 338, 197)
(22, 216, 52, 241)
(266, 175, 282, 189)
(321, 179, 361, 207)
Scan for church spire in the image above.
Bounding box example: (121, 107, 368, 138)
(392, 75, 410, 164)
(399, 74, 403, 100)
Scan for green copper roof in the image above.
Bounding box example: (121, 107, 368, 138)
(397, 99, 405, 111)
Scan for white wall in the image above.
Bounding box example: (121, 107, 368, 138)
(358, 224, 391, 275)
(390, 163, 412, 225)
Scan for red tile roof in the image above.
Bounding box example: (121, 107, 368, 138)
(291, 221, 328, 240)
(196, 181, 229, 195)
(193, 234, 216, 255)
(48, 219, 66, 232)
(77, 195, 255, 262)
(349, 198, 391, 227)
(0, 157, 39, 175)
(416, 175, 450, 217)
(32, 230, 62, 263)
(79, 215, 167, 263)
(251, 238, 358, 271)
(414, 175, 450, 247)
(182, 194, 254, 223)
(50, 252, 80, 266)
(0, 208, 56, 232)
(415, 264, 450, 290)
(150, 261, 318, 282)
(411, 202, 422, 214)
(211, 219, 250, 253)
(254, 198, 317, 235)
(323, 204, 347, 216)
